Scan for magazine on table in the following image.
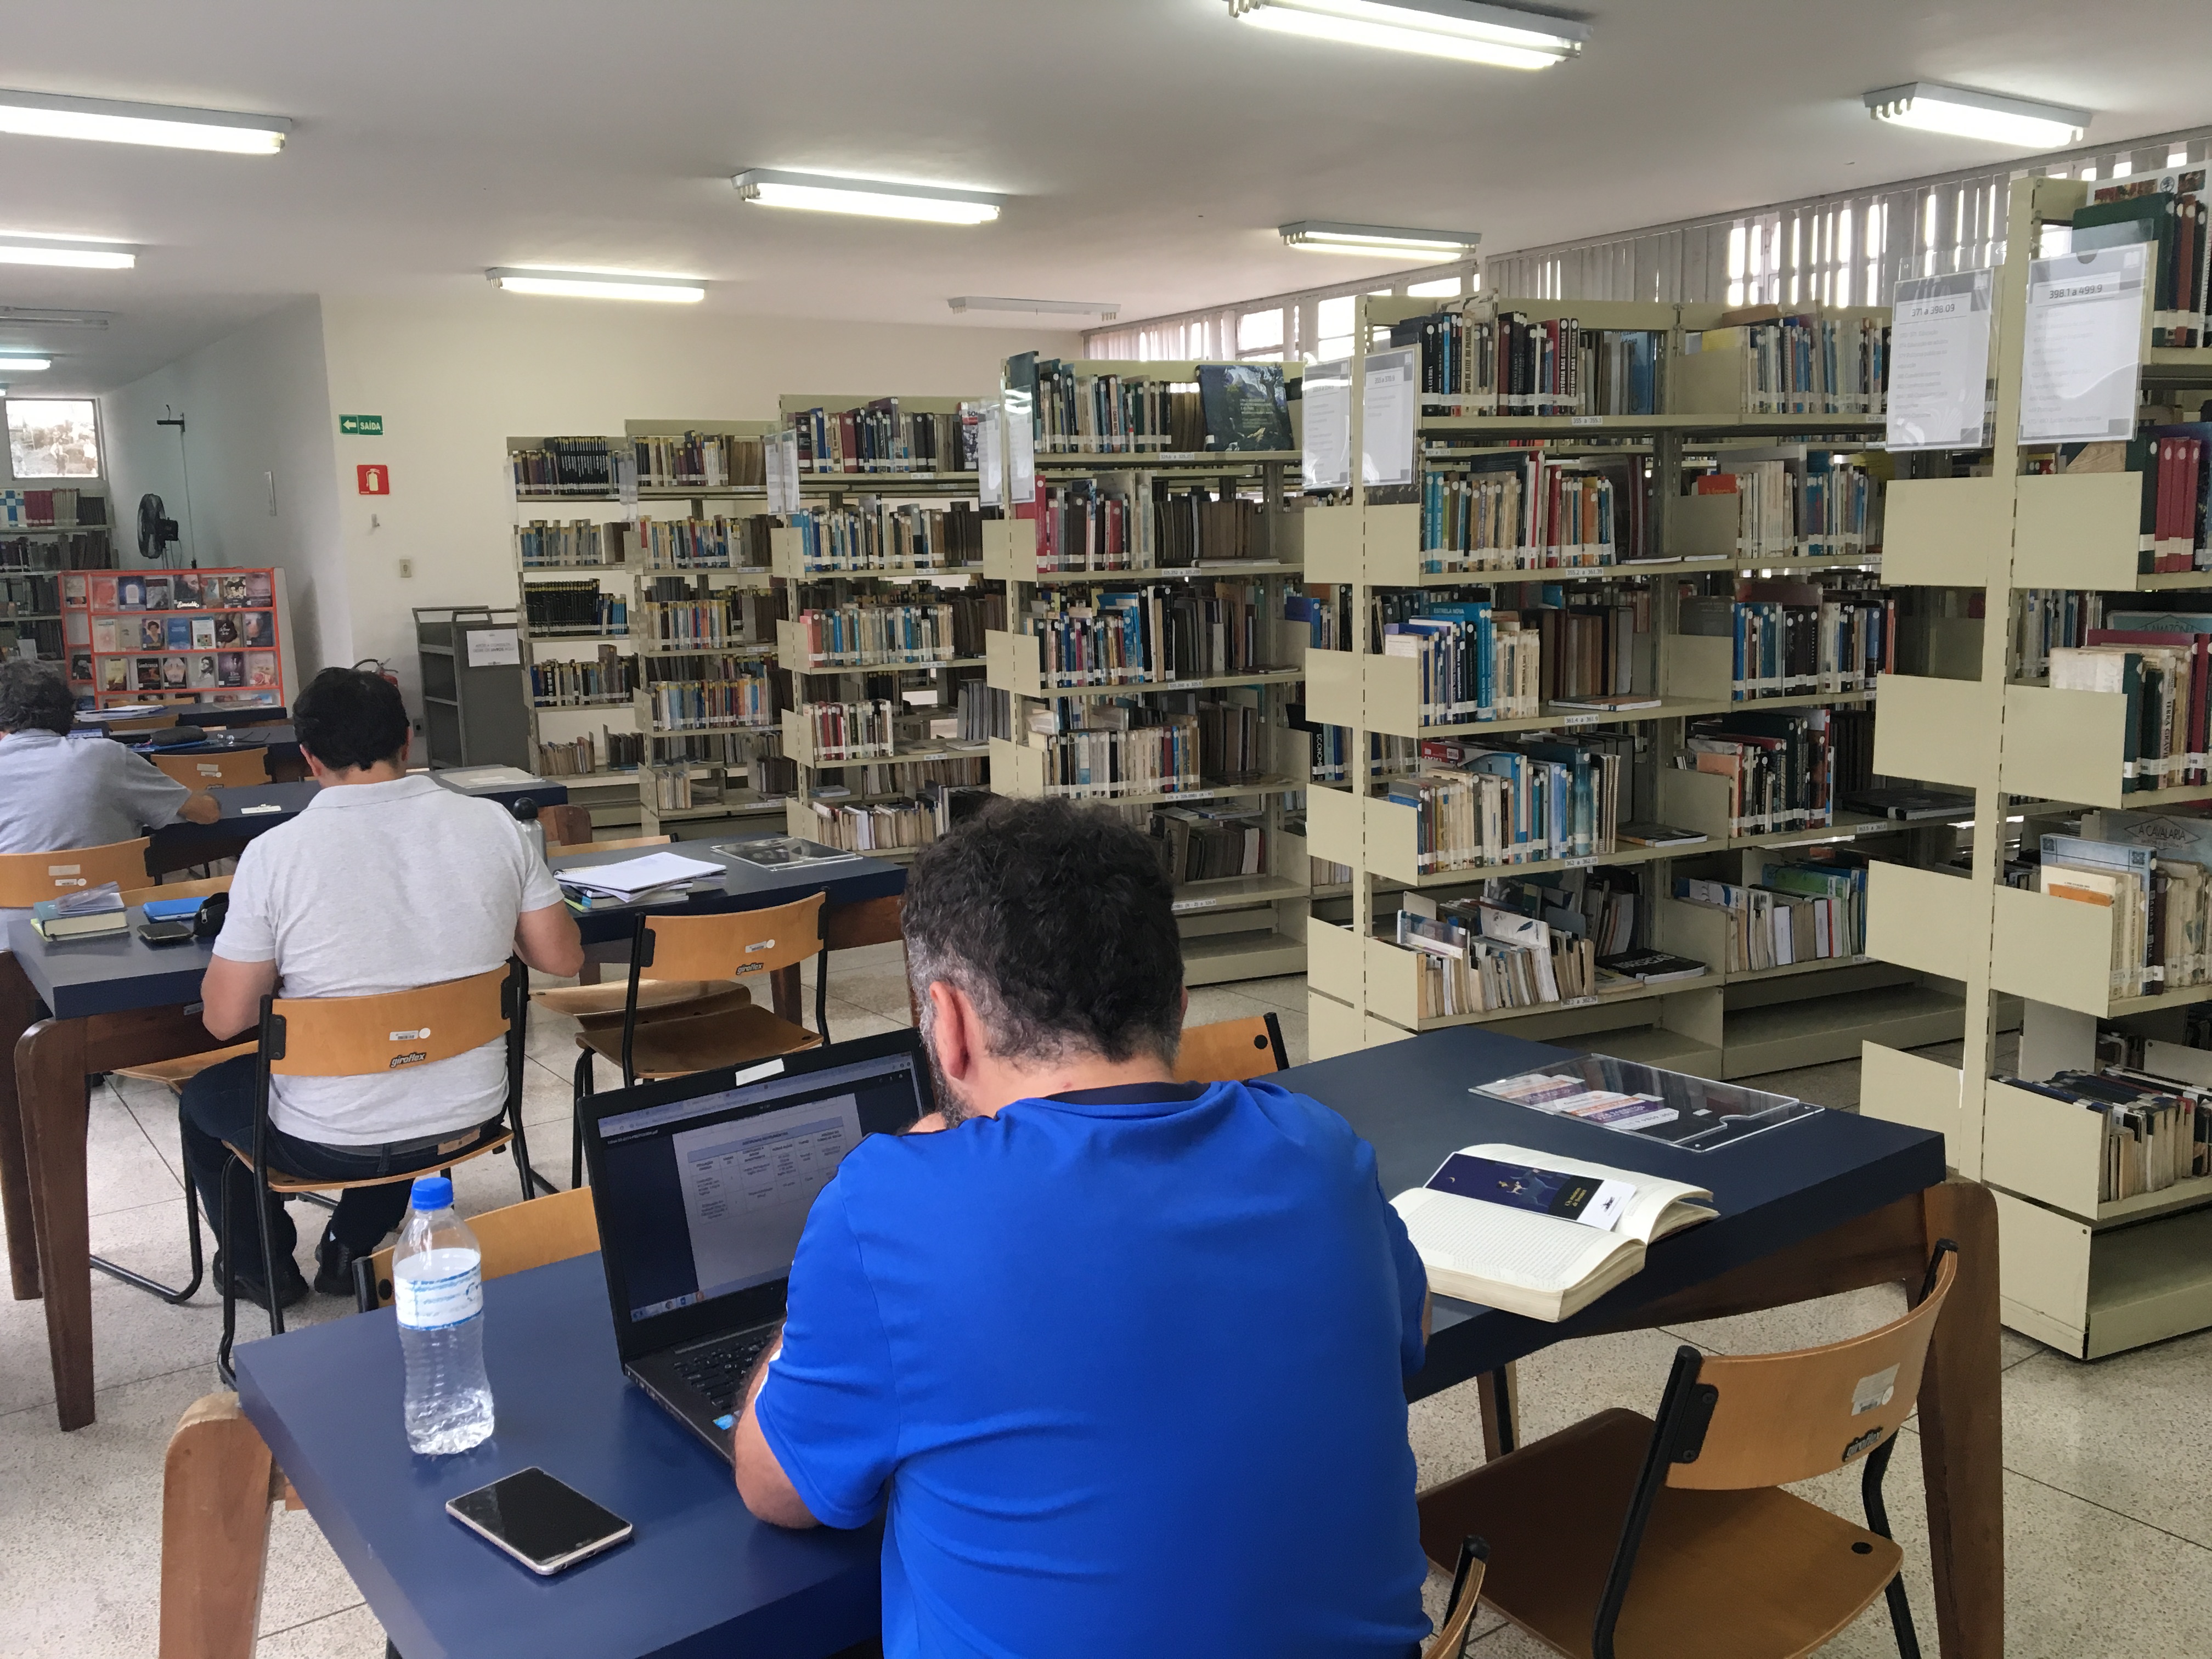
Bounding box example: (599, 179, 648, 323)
(715, 836, 862, 871)
(1473, 1056, 1820, 1150)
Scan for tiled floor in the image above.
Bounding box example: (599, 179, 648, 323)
(4, 961, 2208, 1656)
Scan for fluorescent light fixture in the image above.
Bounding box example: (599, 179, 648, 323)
(1281, 221, 1481, 259)
(1228, 0, 1585, 69)
(0, 235, 137, 270)
(949, 296, 1120, 319)
(1864, 82, 2090, 149)
(486, 267, 705, 303)
(733, 168, 1001, 225)
(0, 88, 289, 154)
(0, 356, 52, 371)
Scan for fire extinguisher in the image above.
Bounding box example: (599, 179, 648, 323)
(354, 658, 399, 687)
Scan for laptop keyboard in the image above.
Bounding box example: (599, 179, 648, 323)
(672, 1327, 776, 1412)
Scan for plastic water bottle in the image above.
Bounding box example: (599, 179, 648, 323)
(392, 1176, 495, 1455)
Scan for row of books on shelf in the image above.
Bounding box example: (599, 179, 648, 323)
(1381, 605, 1545, 724)
(1680, 311, 1888, 416)
(1391, 310, 1663, 415)
(71, 571, 270, 611)
(1393, 896, 1613, 1020)
(88, 610, 276, 652)
(2076, 170, 2210, 347)
(637, 515, 775, 573)
(2015, 589, 2105, 682)
(86, 651, 275, 693)
(2041, 816, 2212, 1000)
(641, 674, 776, 733)
(1027, 477, 1276, 572)
(791, 600, 963, 668)
(814, 755, 989, 797)
(789, 501, 986, 573)
(523, 580, 626, 633)
(633, 597, 773, 651)
(795, 795, 944, 854)
(537, 729, 646, 775)
(0, 572, 60, 614)
(1419, 455, 1639, 570)
(1307, 727, 1419, 786)
(1688, 452, 1882, 558)
(1017, 583, 1278, 687)
(529, 647, 635, 706)
(0, 487, 104, 528)
(2047, 615, 2212, 789)
(1028, 717, 1199, 799)
(790, 400, 983, 475)
(1387, 734, 1630, 872)
(1149, 808, 1268, 884)
(1678, 583, 1889, 699)
(519, 520, 628, 568)
(795, 699, 897, 762)
(1673, 708, 1865, 835)
(1999, 1068, 2211, 1202)
(1672, 855, 1870, 970)
(1011, 357, 1295, 455)
(2, 532, 112, 573)
(635, 430, 768, 490)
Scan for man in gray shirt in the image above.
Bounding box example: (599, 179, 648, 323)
(0, 660, 221, 853)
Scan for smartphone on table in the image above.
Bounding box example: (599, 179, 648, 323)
(445, 1467, 633, 1575)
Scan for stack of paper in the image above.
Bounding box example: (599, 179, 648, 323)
(556, 851, 725, 900)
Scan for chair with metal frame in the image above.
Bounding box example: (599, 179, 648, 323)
(567, 891, 831, 1184)
(351, 1183, 600, 1311)
(215, 960, 542, 1381)
(1175, 1011, 1289, 1084)
(149, 748, 270, 789)
(1424, 1536, 1491, 1659)
(1414, 1242, 1959, 1659)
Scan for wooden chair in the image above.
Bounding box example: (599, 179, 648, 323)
(547, 832, 672, 859)
(0, 836, 151, 906)
(1415, 1242, 1960, 1659)
(537, 834, 678, 994)
(216, 961, 543, 1380)
(537, 802, 596, 848)
(1426, 1536, 1491, 1659)
(1176, 1011, 1289, 1084)
(150, 748, 269, 789)
(569, 893, 830, 1183)
(161, 1190, 608, 1659)
(353, 1184, 599, 1311)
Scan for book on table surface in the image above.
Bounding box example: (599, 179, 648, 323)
(713, 836, 861, 871)
(1595, 949, 1711, 983)
(1390, 1142, 1716, 1321)
(31, 882, 126, 940)
(1475, 1056, 1819, 1151)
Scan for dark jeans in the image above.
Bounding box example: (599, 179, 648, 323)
(177, 1054, 500, 1272)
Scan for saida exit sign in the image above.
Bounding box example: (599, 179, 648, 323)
(339, 414, 383, 436)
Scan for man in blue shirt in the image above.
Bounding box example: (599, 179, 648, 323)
(733, 799, 1432, 1657)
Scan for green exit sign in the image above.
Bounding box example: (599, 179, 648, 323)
(339, 414, 383, 436)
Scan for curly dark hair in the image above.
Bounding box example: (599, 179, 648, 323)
(0, 659, 76, 735)
(294, 667, 409, 772)
(902, 797, 1183, 1065)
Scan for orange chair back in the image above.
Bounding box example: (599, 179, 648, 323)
(0, 837, 153, 907)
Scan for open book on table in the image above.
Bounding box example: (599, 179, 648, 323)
(1391, 1143, 1716, 1322)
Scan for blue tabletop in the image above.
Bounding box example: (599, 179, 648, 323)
(148, 779, 323, 853)
(129, 724, 302, 765)
(236, 1254, 880, 1659)
(553, 838, 905, 947)
(1289, 1026, 1946, 1396)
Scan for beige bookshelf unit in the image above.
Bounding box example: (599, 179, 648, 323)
(1300, 295, 1962, 1074)
(1861, 174, 2212, 1360)
(981, 358, 1313, 985)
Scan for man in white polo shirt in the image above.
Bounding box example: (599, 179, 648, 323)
(183, 668, 584, 1307)
(0, 659, 221, 853)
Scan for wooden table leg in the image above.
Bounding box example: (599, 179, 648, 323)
(17, 1016, 93, 1430)
(0, 952, 47, 1300)
(770, 963, 802, 1025)
(1473, 1363, 1521, 1460)
(1914, 1178, 2005, 1659)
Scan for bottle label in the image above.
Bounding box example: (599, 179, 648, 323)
(394, 1250, 483, 1330)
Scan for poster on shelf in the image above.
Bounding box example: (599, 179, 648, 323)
(765, 430, 802, 516)
(1360, 347, 1418, 489)
(466, 627, 522, 668)
(1005, 388, 1036, 503)
(977, 403, 1005, 507)
(1301, 358, 1352, 492)
(1886, 269, 1994, 450)
(2019, 243, 2148, 444)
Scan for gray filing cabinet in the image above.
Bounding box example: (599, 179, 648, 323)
(416, 606, 530, 770)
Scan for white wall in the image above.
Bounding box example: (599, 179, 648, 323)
(101, 299, 349, 678)
(315, 295, 1080, 714)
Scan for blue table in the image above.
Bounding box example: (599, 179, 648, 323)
(240, 1255, 879, 1659)
(234, 1025, 2002, 1659)
(74, 701, 288, 732)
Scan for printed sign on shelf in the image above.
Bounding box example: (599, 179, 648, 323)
(357, 464, 391, 496)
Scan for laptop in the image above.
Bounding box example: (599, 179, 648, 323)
(579, 1029, 934, 1460)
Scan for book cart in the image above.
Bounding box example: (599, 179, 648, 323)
(1862, 174, 2212, 1358)
(63, 565, 296, 710)
(981, 360, 1314, 985)
(1299, 296, 1978, 1074)
(769, 392, 998, 859)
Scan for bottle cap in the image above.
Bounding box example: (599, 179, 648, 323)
(410, 1175, 454, 1211)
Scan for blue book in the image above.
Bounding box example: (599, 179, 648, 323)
(165, 617, 193, 650)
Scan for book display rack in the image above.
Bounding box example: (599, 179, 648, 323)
(1299, 296, 1973, 1074)
(1860, 174, 2212, 1359)
(62, 565, 295, 710)
(982, 357, 1315, 985)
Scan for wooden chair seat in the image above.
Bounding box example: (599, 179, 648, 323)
(573, 1002, 823, 1080)
(1176, 1011, 1289, 1084)
(535, 978, 751, 1022)
(1417, 1407, 1901, 1659)
(112, 1041, 257, 1093)
(218, 1128, 512, 1196)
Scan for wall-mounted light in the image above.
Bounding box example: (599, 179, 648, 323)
(949, 296, 1120, 319)
(0, 356, 52, 371)
(486, 267, 706, 303)
(1228, 0, 1585, 69)
(0, 89, 289, 154)
(1280, 221, 1481, 259)
(733, 168, 1002, 225)
(1864, 82, 2090, 149)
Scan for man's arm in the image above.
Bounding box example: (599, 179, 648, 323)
(514, 901, 584, 978)
(201, 953, 279, 1040)
(731, 1327, 820, 1528)
(178, 792, 222, 825)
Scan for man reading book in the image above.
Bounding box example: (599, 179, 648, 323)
(0, 659, 221, 852)
(731, 798, 1432, 1658)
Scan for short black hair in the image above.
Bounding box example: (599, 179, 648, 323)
(902, 797, 1183, 1065)
(0, 659, 75, 735)
(294, 667, 409, 772)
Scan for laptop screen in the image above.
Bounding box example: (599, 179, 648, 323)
(585, 1032, 930, 1359)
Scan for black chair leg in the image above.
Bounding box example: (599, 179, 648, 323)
(91, 1119, 204, 1304)
(508, 1107, 552, 1200)
(257, 1177, 286, 1339)
(572, 1047, 595, 1188)
(216, 1176, 238, 1385)
(1862, 1434, 1922, 1659)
